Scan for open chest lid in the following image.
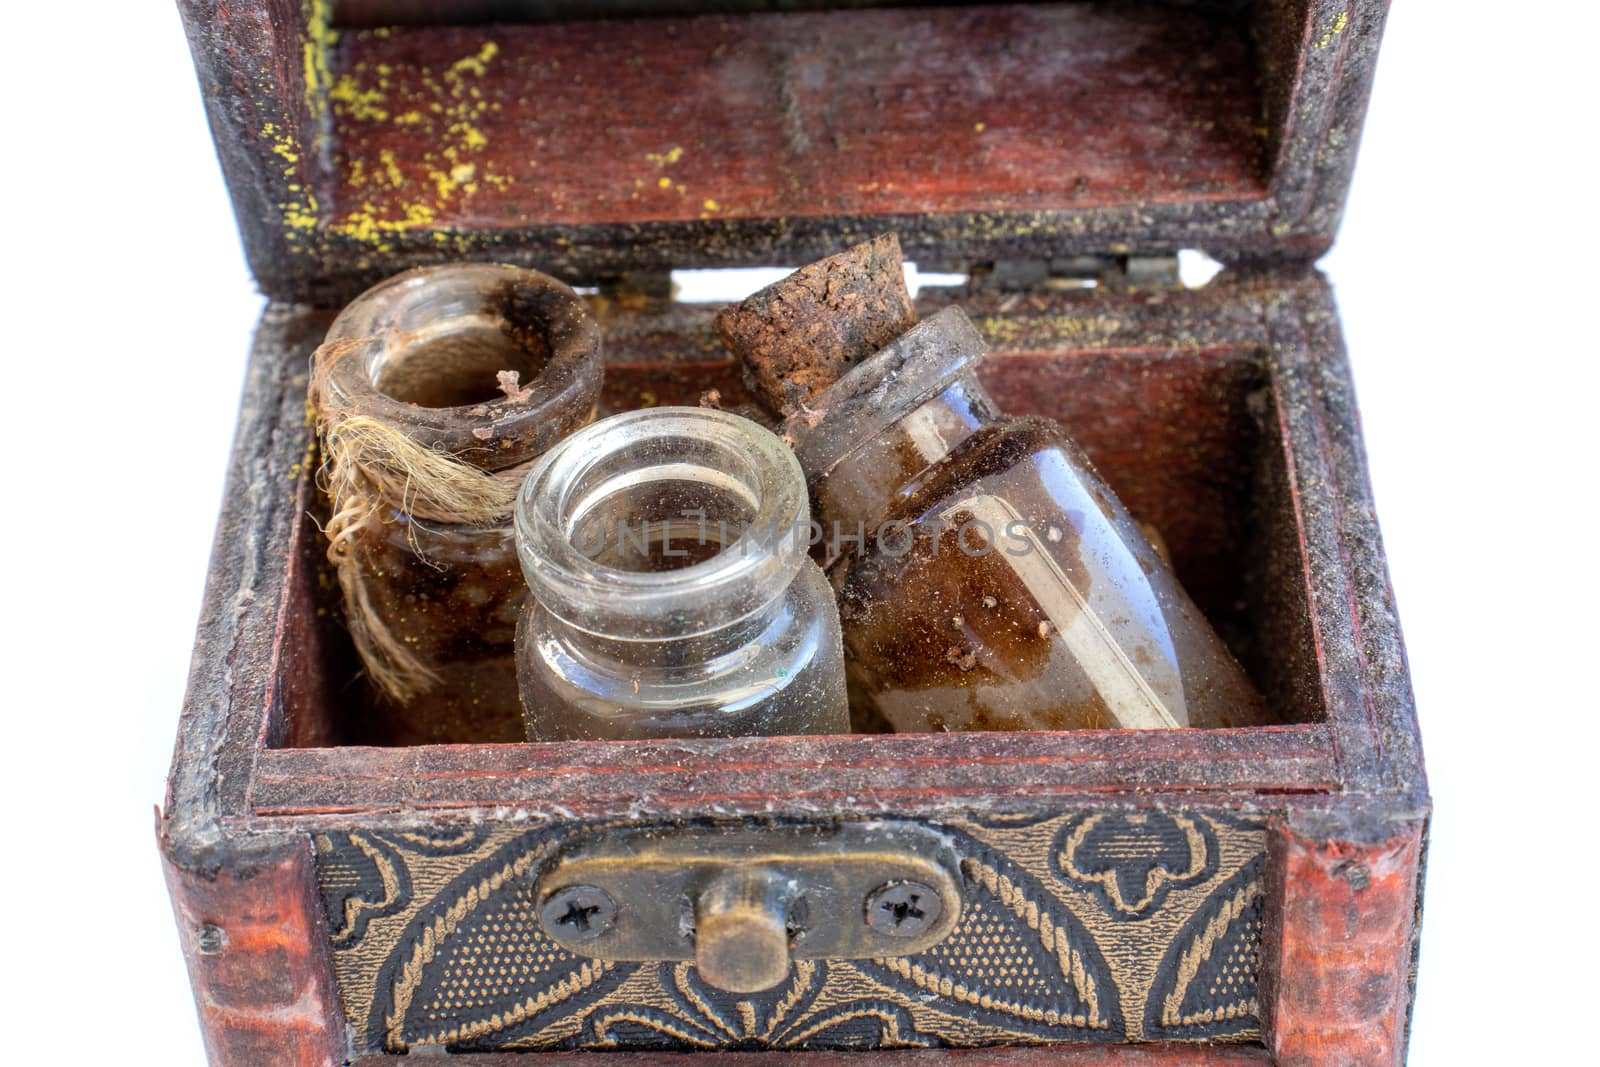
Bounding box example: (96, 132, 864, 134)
(180, 0, 1388, 304)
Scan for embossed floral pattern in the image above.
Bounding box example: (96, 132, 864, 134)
(316, 812, 1265, 1052)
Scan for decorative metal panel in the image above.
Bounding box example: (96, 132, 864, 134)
(316, 811, 1264, 1053)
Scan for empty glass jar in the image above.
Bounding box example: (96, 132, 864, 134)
(514, 407, 850, 741)
(789, 307, 1272, 733)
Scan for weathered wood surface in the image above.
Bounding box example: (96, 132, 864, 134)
(165, 1, 1420, 1053)
(179, 0, 1392, 301)
(159, 270, 1426, 1062)
(161, 838, 347, 1067)
(252, 725, 1339, 821)
(157, 274, 1429, 824)
(1260, 813, 1426, 1067)
(231, 277, 1406, 817)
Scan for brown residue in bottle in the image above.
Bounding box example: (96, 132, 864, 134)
(489, 279, 561, 372)
(312, 264, 606, 740)
(884, 416, 1069, 514)
(834, 420, 1088, 694)
(837, 521, 1057, 691)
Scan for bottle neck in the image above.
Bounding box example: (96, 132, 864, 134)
(539, 588, 784, 673)
(811, 372, 999, 542)
(783, 307, 997, 553)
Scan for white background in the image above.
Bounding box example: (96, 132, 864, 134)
(3, 2, 1595, 1061)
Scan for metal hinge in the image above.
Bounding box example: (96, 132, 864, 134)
(967, 253, 1181, 291)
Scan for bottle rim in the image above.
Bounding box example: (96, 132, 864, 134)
(515, 407, 810, 641)
(318, 262, 603, 471)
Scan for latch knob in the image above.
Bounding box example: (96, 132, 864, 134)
(694, 868, 792, 993)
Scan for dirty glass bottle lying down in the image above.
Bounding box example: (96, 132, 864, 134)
(741, 284, 1273, 733)
(513, 407, 851, 741)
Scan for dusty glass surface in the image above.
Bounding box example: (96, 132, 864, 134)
(313, 263, 603, 742)
(515, 407, 850, 741)
(792, 309, 1271, 732)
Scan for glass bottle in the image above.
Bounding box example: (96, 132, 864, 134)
(513, 407, 850, 741)
(789, 307, 1272, 732)
(312, 263, 603, 743)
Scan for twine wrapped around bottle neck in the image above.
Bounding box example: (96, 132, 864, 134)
(311, 338, 538, 703)
(306, 264, 604, 708)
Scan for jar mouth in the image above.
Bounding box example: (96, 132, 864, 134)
(317, 263, 603, 471)
(516, 407, 810, 640)
(370, 314, 548, 410)
(785, 306, 989, 480)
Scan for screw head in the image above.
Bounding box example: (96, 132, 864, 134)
(196, 923, 226, 956)
(864, 880, 942, 938)
(539, 884, 617, 943)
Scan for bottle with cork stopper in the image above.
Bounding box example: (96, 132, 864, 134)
(715, 235, 1272, 732)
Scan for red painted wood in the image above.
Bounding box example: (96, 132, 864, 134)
(247, 723, 1338, 822)
(180, 1, 1396, 298)
(326, 3, 1267, 231)
(161, 839, 347, 1067)
(1259, 816, 1425, 1066)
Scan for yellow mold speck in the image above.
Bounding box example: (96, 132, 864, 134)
(330, 73, 390, 122)
(378, 150, 404, 189)
(450, 41, 499, 78)
(326, 200, 439, 251)
(302, 0, 338, 135)
(1316, 11, 1349, 48)
(302, 32, 514, 252)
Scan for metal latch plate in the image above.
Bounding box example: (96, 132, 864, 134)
(534, 821, 962, 993)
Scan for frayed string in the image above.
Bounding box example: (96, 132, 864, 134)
(311, 340, 533, 703)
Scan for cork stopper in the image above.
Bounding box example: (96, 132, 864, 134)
(713, 233, 917, 419)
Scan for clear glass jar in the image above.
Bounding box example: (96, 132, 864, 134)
(514, 407, 850, 741)
(789, 307, 1272, 732)
(313, 263, 603, 743)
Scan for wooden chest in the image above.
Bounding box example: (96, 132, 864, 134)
(161, 2, 1427, 1064)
